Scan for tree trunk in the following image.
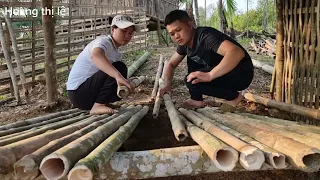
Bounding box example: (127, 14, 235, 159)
(204, 0, 206, 26)
(4, 15, 30, 103)
(246, 0, 249, 37)
(275, 0, 284, 101)
(68, 106, 149, 179)
(186, 0, 196, 27)
(0, 22, 20, 103)
(194, 0, 200, 27)
(42, 0, 58, 103)
(218, 0, 226, 33)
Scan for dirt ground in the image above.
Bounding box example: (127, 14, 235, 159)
(0, 46, 317, 180)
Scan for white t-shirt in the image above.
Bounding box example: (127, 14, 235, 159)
(66, 35, 122, 90)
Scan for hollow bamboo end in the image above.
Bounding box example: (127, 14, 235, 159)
(40, 154, 69, 180)
(239, 146, 265, 170)
(68, 165, 93, 180)
(175, 130, 188, 142)
(269, 153, 286, 169)
(117, 87, 129, 98)
(14, 156, 39, 180)
(213, 147, 238, 171)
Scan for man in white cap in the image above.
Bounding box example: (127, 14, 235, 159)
(66, 15, 140, 115)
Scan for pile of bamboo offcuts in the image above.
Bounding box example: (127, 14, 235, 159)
(0, 105, 149, 180)
(163, 105, 320, 173)
(249, 38, 276, 59)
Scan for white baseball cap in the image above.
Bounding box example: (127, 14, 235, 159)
(111, 15, 141, 33)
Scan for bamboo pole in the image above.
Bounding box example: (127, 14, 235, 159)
(4, 14, 30, 102)
(94, 146, 223, 179)
(0, 111, 84, 137)
(151, 54, 164, 101)
(179, 108, 265, 170)
(158, 78, 188, 141)
(14, 108, 131, 180)
(197, 107, 320, 172)
(179, 114, 238, 171)
(117, 76, 145, 98)
(275, 0, 285, 102)
(0, 21, 20, 103)
(193, 111, 286, 169)
(0, 108, 81, 131)
(244, 92, 320, 120)
(251, 59, 274, 74)
(152, 60, 167, 119)
(127, 51, 151, 78)
(0, 113, 90, 147)
(68, 106, 149, 180)
(39, 105, 143, 180)
(224, 112, 320, 149)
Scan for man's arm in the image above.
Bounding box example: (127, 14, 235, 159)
(164, 52, 185, 87)
(209, 40, 245, 79)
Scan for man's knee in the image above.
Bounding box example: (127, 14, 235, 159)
(112, 61, 128, 77)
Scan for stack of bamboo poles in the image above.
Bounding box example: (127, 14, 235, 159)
(175, 107, 320, 172)
(249, 38, 276, 59)
(0, 105, 149, 180)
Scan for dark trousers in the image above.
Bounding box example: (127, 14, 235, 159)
(185, 59, 254, 101)
(67, 61, 127, 110)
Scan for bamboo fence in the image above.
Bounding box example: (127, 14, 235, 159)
(276, 0, 320, 124)
(0, 0, 178, 98)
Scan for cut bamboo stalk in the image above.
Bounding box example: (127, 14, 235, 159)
(197, 107, 320, 172)
(0, 113, 97, 174)
(0, 108, 81, 131)
(39, 105, 142, 180)
(244, 92, 320, 120)
(127, 52, 151, 78)
(117, 76, 145, 98)
(4, 14, 30, 102)
(0, 21, 20, 103)
(179, 114, 238, 171)
(224, 113, 320, 150)
(150, 54, 164, 101)
(158, 78, 187, 141)
(238, 113, 320, 138)
(179, 108, 264, 170)
(252, 59, 274, 74)
(68, 106, 149, 180)
(152, 60, 168, 119)
(193, 111, 286, 169)
(0, 111, 84, 137)
(0, 113, 90, 147)
(14, 108, 131, 180)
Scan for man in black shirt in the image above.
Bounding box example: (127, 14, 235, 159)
(160, 10, 254, 111)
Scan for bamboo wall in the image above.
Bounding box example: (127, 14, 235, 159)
(0, 0, 178, 97)
(280, 0, 320, 123)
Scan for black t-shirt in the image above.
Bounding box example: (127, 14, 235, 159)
(177, 27, 253, 72)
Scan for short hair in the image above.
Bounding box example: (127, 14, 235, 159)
(164, 10, 191, 26)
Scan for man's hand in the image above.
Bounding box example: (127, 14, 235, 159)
(187, 71, 214, 84)
(116, 75, 134, 94)
(159, 85, 172, 97)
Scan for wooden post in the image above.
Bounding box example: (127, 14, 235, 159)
(41, 0, 58, 104)
(275, 0, 284, 102)
(0, 21, 20, 103)
(4, 15, 30, 102)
